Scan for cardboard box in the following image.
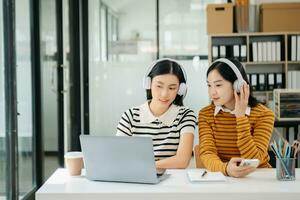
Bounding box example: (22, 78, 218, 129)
(207, 3, 233, 34)
(260, 3, 300, 32)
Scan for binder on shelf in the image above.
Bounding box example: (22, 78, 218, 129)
(275, 73, 283, 89)
(258, 42, 263, 62)
(233, 45, 240, 60)
(267, 41, 272, 62)
(271, 42, 276, 62)
(240, 45, 246, 62)
(276, 41, 281, 61)
(209, 33, 296, 99)
(292, 71, 298, 89)
(297, 71, 300, 89)
(247, 74, 250, 83)
(212, 46, 219, 61)
(297, 36, 300, 61)
(287, 71, 298, 89)
(250, 74, 258, 91)
(258, 74, 266, 91)
(220, 45, 226, 58)
(262, 42, 267, 62)
(252, 42, 258, 62)
(267, 73, 275, 90)
(291, 35, 297, 61)
(288, 71, 293, 89)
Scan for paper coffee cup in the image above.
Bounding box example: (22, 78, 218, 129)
(64, 151, 83, 176)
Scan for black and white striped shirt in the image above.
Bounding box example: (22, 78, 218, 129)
(116, 101, 196, 161)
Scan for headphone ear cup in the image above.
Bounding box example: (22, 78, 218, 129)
(178, 83, 187, 96)
(233, 80, 240, 93)
(143, 76, 151, 90)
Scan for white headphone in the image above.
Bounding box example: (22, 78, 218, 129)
(143, 58, 187, 97)
(212, 58, 246, 93)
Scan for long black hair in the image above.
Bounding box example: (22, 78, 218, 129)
(146, 59, 186, 106)
(207, 58, 259, 107)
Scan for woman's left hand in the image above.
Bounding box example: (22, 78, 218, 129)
(233, 83, 250, 118)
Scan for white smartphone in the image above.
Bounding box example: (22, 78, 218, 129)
(239, 159, 260, 168)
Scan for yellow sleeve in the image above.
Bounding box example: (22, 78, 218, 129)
(236, 108, 275, 166)
(198, 110, 228, 175)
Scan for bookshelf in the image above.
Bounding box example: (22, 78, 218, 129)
(208, 32, 300, 108)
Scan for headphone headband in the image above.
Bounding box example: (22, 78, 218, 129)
(143, 58, 188, 97)
(212, 58, 246, 92)
(145, 58, 187, 81)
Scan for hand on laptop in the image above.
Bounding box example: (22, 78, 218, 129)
(156, 168, 166, 176)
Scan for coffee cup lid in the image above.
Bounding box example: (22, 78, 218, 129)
(64, 151, 83, 158)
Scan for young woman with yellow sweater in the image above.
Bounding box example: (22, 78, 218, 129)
(198, 58, 275, 178)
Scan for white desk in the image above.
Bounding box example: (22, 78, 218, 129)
(36, 168, 300, 200)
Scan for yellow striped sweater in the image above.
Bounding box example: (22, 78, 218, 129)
(198, 103, 275, 175)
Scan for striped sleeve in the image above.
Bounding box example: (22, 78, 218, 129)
(198, 109, 228, 175)
(116, 109, 133, 136)
(236, 106, 275, 166)
(179, 108, 196, 135)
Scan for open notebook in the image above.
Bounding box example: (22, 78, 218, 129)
(187, 169, 226, 182)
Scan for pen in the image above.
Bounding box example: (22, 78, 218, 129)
(201, 170, 207, 178)
(270, 143, 291, 178)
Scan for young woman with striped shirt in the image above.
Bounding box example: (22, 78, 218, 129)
(198, 58, 275, 178)
(116, 58, 196, 169)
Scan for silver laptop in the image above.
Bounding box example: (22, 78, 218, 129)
(79, 135, 169, 184)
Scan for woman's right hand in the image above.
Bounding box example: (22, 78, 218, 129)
(226, 157, 256, 178)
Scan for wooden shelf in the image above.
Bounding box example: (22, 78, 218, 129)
(208, 32, 300, 109)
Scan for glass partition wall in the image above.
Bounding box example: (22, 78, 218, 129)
(88, 0, 211, 139)
(159, 0, 209, 58)
(0, 0, 6, 198)
(158, 0, 213, 130)
(89, 0, 157, 135)
(15, 0, 35, 196)
(1, 0, 40, 199)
